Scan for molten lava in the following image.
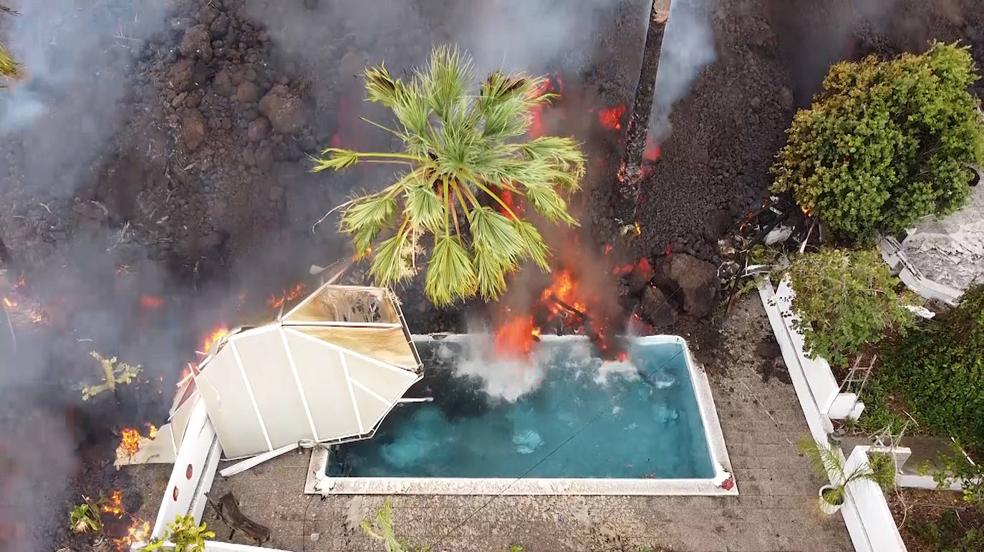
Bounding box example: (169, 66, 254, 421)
(494, 314, 540, 359)
(267, 282, 307, 310)
(138, 294, 165, 311)
(528, 76, 562, 138)
(598, 104, 626, 131)
(101, 490, 124, 518)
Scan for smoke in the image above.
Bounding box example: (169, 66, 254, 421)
(0, 0, 171, 197)
(649, 0, 716, 140)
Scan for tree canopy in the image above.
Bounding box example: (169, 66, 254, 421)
(315, 45, 584, 306)
(772, 42, 984, 241)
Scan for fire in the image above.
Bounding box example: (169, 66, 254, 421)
(145, 423, 158, 439)
(113, 518, 151, 551)
(1, 296, 14, 309)
(267, 282, 307, 310)
(138, 294, 165, 311)
(198, 325, 229, 356)
(118, 428, 141, 458)
(528, 76, 561, 138)
(494, 314, 540, 359)
(540, 269, 587, 316)
(101, 490, 124, 518)
(598, 104, 626, 131)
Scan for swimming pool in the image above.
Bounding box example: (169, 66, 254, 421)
(306, 335, 735, 495)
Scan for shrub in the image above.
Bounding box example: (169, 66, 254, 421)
(772, 42, 984, 241)
(883, 284, 984, 452)
(910, 510, 984, 552)
(787, 248, 912, 367)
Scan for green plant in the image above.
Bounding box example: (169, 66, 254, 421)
(883, 283, 984, 451)
(787, 248, 912, 367)
(69, 501, 102, 535)
(772, 42, 984, 241)
(910, 510, 984, 552)
(799, 437, 896, 506)
(82, 351, 141, 400)
(361, 500, 430, 552)
(928, 444, 984, 510)
(314, 45, 585, 306)
(143, 515, 215, 552)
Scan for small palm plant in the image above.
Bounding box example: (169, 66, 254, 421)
(69, 501, 102, 535)
(143, 515, 215, 552)
(799, 437, 896, 514)
(361, 500, 429, 552)
(315, 45, 585, 306)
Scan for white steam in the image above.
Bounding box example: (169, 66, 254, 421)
(650, 0, 716, 140)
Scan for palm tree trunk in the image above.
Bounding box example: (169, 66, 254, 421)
(618, 0, 668, 202)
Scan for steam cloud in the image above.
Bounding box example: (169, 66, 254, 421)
(650, 0, 716, 140)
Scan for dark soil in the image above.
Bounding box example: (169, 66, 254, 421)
(2, 0, 984, 551)
(889, 489, 984, 552)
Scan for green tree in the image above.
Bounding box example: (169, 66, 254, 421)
(884, 284, 984, 452)
(787, 248, 912, 367)
(772, 42, 984, 241)
(315, 45, 585, 306)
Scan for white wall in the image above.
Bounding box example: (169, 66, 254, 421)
(841, 447, 907, 552)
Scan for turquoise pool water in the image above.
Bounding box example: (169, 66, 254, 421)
(329, 337, 715, 479)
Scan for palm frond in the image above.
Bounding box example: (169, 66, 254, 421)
(514, 220, 551, 271)
(369, 225, 416, 286)
(0, 43, 19, 80)
(421, 45, 472, 119)
(339, 194, 399, 255)
(425, 235, 477, 306)
(404, 175, 445, 232)
(313, 148, 361, 171)
(468, 207, 524, 299)
(522, 182, 577, 225)
(364, 63, 402, 108)
(521, 136, 586, 185)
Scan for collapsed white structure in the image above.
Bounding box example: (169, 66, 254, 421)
(123, 282, 422, 543)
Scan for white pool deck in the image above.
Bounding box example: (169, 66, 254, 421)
(303, 335, 737, 496)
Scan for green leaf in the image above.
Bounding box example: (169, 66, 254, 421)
(425, 235, 477, 306)
(340, 194, 399, 255)
(369, 226, 416, 286)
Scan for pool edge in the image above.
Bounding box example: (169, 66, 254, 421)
(304, 334, 738, 496)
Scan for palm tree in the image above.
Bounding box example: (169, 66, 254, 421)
(618, 0, 667, 201)
(1, 5, 18, 82)
(315, 45, 585, 306)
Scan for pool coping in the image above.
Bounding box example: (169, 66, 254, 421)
(303, 334, 737, 496)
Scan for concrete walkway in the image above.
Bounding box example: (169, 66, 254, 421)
(165, 297, 851, 552)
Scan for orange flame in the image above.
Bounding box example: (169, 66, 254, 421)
(113, 518, 151, 551)
(119, 428, 141, 458)
(199, 326, 230, 356)
(138, 295, 165, 311)
(2, 297, 15, 309)
(101, 490, 125, 518)
(540, 269, 587, 316)
(267, 282, 307, 310)
(494, 315, 541, 359)
(528, 76, 560, 138)
(598, 104, 626, 131)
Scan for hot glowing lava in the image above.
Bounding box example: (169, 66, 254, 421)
(267, 282, 307, 310)
(138, 294, 165, 311)
(528, 75, 562, 138)
(598, 104, 626, 131)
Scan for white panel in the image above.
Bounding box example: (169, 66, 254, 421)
(234, 329, 314, 449)
(196, 349, 268, 458)
(349, 380, 390, 433)
(284, 329, 363, 440)
(345, 353, 418, 404)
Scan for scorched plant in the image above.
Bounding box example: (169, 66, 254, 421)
(772, 42, 984, 241)
(315, 45, 585, 306)
(0, 5, 18, 82)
